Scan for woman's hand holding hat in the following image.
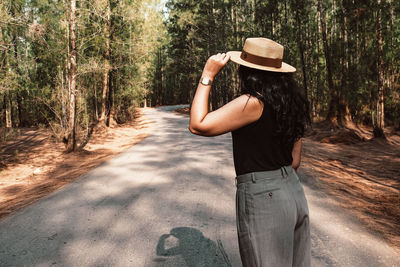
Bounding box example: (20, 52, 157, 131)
(201, 53, 230, 80)
(190, 50, 264, 137)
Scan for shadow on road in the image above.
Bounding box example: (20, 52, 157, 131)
(155, 227, 231, 267)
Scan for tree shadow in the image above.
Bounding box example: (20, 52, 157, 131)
(155, 227, 231, 267)
(0, 128, 50, 168)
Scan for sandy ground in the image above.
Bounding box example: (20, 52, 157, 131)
(0, 109, 152, 220)
(302, 122, 400, 249)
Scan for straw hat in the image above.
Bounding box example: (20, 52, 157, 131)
(227, 38, 296, 72)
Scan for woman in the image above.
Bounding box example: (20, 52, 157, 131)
(189, 38, 311, 267)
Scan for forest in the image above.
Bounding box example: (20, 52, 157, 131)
(1, 1, 400, 260)
(1, 0, 399, 151)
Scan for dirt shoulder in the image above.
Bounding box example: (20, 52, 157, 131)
(301, 122, 400, 249)
(0, 108, 152, 220)
(173, 106, 190, 115)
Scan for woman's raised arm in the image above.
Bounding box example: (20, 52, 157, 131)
(189, 53, 263, 136)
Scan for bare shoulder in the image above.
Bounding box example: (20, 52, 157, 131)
(227, 94, 264, 116)
(189, 94, 264, 136)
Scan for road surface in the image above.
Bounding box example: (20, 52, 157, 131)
(0, 105, 399, 266)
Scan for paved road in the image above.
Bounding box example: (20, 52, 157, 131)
(0, 105, 399, 267)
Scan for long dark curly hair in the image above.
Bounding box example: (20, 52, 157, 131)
(239, 65, 311, 148)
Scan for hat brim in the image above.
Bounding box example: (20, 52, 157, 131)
(227, 51, 296, 73)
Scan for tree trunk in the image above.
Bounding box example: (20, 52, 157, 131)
(13, 40, 24, 127)
(107, 70, 116, 126)
(284, 0, 288, 24)
(295, 0, 308, 97)
(93, 73, 98, 121)
(64, 5, 70, 130)
(318, 0, 339, 127)
(157, 47, 163, 105)
(2, 94, 5, 127)
(11, 1, 24, 127)
(4, 93, 12, 128)
(100, 0, 111, 124)
(374, 0, 385, 138)
(232, 2, 238, 49)
(389, 0, 394, 93)
(338, 3, 352, 125)
(65, 0, 77, 152)
(16, 93, 23, 127)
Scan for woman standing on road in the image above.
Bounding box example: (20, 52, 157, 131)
(189, 38, 311, 267)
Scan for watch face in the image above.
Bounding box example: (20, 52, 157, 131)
(201, 77, 211, 85)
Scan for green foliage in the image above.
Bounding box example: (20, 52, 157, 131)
(0, 0, 165, 133)
(149, 0, 400, 128)
(0, 0, 399, 131)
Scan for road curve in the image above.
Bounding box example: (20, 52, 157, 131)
(0, 105, 399, 266)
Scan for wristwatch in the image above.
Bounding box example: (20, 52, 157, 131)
(200, 77, 213, 86)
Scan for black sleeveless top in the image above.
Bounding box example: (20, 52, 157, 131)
(231, 102, 293, 176)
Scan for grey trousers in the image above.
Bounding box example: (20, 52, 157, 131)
(235, 165, 311, 267)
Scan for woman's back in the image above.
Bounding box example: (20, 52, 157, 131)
(232, 100, 293, 176)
